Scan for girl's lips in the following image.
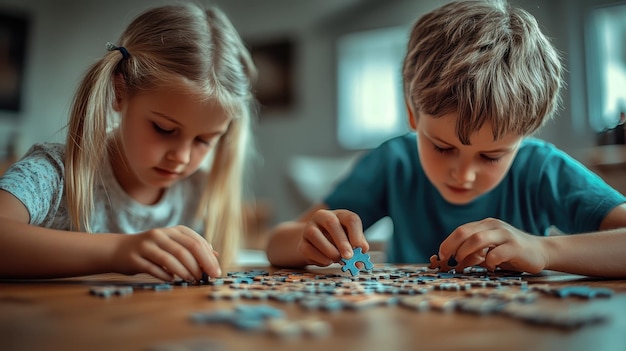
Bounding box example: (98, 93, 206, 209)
(154, 167, 180, 178)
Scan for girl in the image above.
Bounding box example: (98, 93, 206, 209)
(0, 3, 257, 282)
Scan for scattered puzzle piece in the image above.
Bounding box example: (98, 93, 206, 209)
(104, 265, 614, 333)
(89, 286, 133, 298)
(191, 303, 331, 340)
(341, 247, 374, 276)
(550, 285, 614, 299)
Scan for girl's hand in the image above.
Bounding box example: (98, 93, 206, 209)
(438, 218, 548, 274)
(111, 225, 220, 282)
(297, 209, 369, 267)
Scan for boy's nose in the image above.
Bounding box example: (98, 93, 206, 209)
(452, 162, 476, 184)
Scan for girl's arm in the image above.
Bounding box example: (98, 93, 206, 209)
(0, 190, 220, 280)
(0, 190, 118, 278)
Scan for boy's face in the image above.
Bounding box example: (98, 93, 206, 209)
(412, 112, 522, 205)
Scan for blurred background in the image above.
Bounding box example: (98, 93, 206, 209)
(0, 0, 625, 253)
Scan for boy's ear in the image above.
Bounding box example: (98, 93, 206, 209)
(406, 101, 417, 130)
(112, 74, 126, 112)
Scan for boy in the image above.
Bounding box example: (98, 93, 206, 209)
(266, 0, 626, 277)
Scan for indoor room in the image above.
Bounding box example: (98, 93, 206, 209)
(1, 1, 625, 349)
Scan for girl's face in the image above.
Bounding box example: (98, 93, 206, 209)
(113, 85, 231, 204)
(412, 111, 522, 205)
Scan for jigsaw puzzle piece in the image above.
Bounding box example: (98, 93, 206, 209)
(340, 247, 374, 276)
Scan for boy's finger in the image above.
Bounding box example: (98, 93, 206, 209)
(450, 228, 504, 265)
(459, 251, 486, 269)
(301, 240, 335, 266)
(303, 224, 342, 262)
(337, 210, 369, 253)
(313, 213, 352, 258)
(483, 245, 513, 272)
(440, 219, 502, 258)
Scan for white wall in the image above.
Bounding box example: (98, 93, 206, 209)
(0, 0, 617, 224)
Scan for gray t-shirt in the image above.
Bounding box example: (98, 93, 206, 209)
(0, 143, 205, 233)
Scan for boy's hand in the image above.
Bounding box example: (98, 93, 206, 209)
(297, 209, 369, 267)
(438, 218, 548, 274)
(111, 225, 220, 282)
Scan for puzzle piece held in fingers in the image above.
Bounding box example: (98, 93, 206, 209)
(341, 247, 374, 276)
(429, 254, 458, 273)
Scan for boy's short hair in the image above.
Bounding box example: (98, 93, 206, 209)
(402, 0, 562, 144)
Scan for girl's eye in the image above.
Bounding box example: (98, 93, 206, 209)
(153, 123, 174, 135)
(196, 138, 211, 145)
(481, 154, 501, 163)
(433, 144, 453, 154)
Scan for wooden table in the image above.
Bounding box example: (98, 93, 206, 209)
(1, 265, 625, 351)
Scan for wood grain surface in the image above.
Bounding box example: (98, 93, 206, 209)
(1, 265, 625, 351)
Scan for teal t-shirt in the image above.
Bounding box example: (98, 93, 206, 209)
(324, 133, 625, 263)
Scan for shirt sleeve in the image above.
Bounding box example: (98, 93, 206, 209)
(0, 143, 66, 226)
(531, 143, 625, 233)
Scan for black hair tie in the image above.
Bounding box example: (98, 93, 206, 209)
(105, 42, 130, 60)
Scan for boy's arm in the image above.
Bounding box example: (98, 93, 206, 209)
(544, 203, 626, 278)
(266, 204, 327, 268)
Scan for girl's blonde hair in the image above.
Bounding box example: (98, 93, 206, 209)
(402, 0, 562, 144)
(65, 3, 257, 267)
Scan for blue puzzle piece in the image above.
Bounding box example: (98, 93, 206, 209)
(190, 304, 285, 332)
(341, 247, 374, 276)
(551, 285, 614, 299)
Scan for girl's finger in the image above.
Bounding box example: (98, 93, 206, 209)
(160, 235, 204, 280)
(174, 226, 220, 278)
(134, 255, 175, 282)
(144, 240, 196, 282)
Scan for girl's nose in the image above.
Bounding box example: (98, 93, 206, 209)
(167, 142, 191, 165)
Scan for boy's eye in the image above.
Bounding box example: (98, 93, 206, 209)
(480, 154, 501, 163)
(153, 123, 174, 135)
(433, 144, 453, 154)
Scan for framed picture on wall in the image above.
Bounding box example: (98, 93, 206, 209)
(248, 38, 295, 112)
(0, 10, 29, 112)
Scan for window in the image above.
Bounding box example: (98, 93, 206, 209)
(586, 4, 626, 132)
(336, 26, 410, 150)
